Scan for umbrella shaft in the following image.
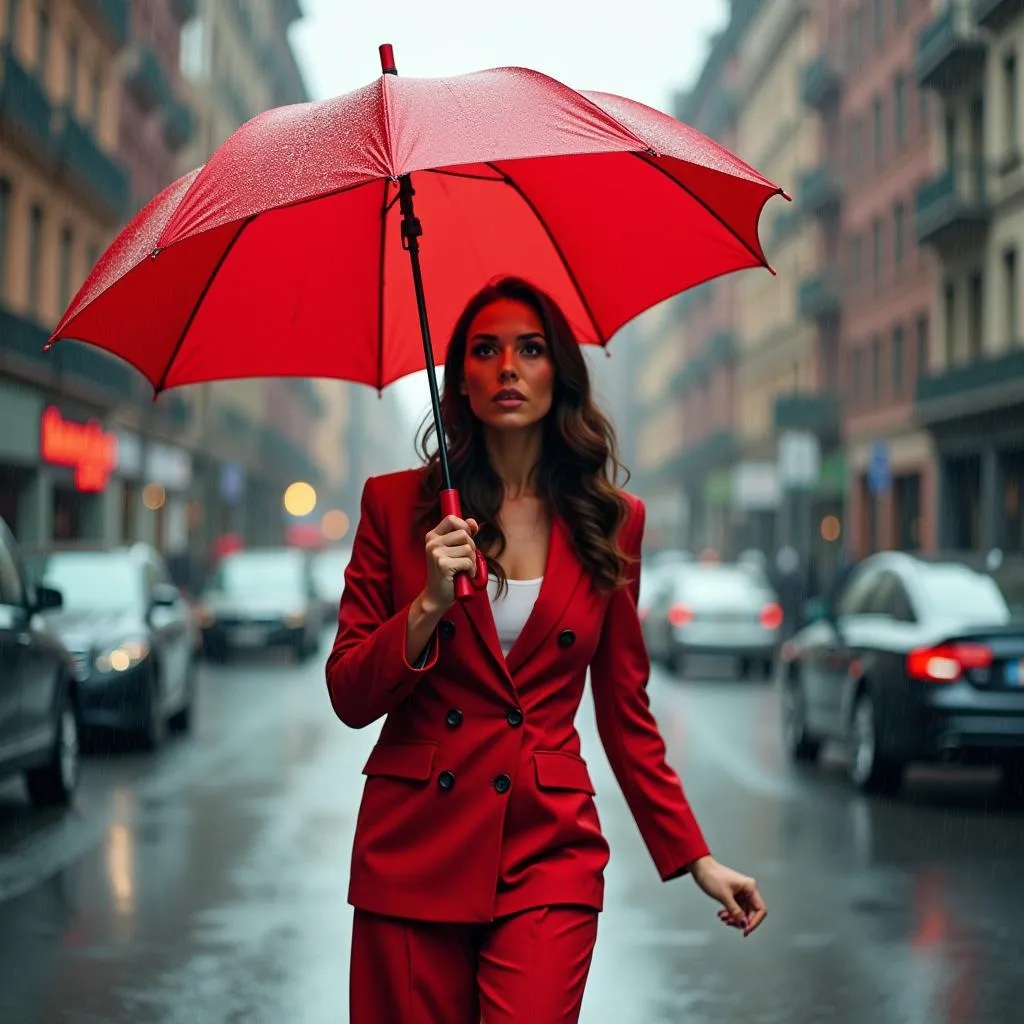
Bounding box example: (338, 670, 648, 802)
(398, 174, 453, 492)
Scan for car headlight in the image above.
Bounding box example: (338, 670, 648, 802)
(95, 639, 151, 673)
(283, 610, 307, 628)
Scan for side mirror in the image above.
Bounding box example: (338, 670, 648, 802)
(34, 585, 63, 611)
(802, 596, 829, 624)
(151, 582, 179, 608)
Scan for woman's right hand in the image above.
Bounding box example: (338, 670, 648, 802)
(422, 514, 481, 612)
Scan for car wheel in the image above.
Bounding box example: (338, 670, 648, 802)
(666, 647, 685, 678)
(782, 674, 821, 763)
(168, 661, 196, 735)
(761, 658, 775, 681)
(738, 657, 751, 678)
(849, 691, 903, 794)
(25, 693, 79, 808)
(140, 670, 166, 752)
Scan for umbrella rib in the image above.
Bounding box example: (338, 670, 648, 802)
(154, 215, 255, 395)
(485, 162, 606, 347)
(376, 178, 389, 394)
(631, 152, 776, 270)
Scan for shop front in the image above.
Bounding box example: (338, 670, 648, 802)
(0, 380, 44, 539)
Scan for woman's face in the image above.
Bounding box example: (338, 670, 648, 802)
(459, 298, 555, 431)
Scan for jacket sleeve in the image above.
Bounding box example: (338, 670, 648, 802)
(590, 497, 711, 880)
(325, 476, 438, 728)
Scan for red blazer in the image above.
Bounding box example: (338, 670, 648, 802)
(326, 468, 709, 924)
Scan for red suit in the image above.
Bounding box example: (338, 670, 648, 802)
(326, 468, 709, 1020)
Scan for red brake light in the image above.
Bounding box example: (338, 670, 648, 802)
(668, 603, 693, 627)
(638, 606, 649, 621)
(906, 643, 993, 683)
(759, 602, 783, 630)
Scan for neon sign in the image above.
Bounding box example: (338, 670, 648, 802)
(40, 406, 118, 492)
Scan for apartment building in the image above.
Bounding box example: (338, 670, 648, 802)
(914, 0, 1024, 553)
(839, 0, 938, 559)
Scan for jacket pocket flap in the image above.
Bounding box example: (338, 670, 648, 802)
(534, 751, 595, 794)
(362, 742, 438, 781)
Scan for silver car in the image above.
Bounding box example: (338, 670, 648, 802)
(645, 563, 781, 679)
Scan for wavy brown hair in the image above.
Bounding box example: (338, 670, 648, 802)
(414, 276, 634, 596)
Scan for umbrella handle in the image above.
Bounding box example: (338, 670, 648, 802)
(440, 488, 489, 601)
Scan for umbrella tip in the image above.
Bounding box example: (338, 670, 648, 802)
(379, 44, 397, 75)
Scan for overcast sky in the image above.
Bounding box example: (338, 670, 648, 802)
(289, 0, 728, 431)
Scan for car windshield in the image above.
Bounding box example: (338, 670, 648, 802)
(30, 552, 144, 612)
(312, 549, 351, 590)
(917, 562, 1024, 624)
(676, 566, 773, 605)
(208, 552, 306, 597)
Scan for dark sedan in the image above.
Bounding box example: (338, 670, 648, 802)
(0, 518, 78, 807)
(781, 551, 1024, 799)
(196, 547, 322, 661)
(28, 545, 198, 750)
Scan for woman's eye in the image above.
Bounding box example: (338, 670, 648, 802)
(522, 343, 545, 357)
(472, 344, 495, 357)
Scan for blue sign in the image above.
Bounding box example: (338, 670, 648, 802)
(867, 441, 891, 497)
(220, 461, 245, 503)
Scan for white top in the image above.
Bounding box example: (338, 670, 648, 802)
(487, 574, 543, 657)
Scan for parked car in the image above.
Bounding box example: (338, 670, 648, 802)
(0, 517, 79, 806)
(196, 547, 322, 661)
(781, 551, 1024, 799)
(644, 562, 781, 678)
(27, 544, 198, 750)
(310, 545, 353, 621)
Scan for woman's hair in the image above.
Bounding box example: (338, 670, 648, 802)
(414, 276, 634, 595)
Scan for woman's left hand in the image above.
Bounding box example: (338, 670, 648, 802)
(689, 856, 767, 938)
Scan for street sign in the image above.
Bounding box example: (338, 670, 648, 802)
(778, 430, 820, 489)
(867, 440, 891, 496)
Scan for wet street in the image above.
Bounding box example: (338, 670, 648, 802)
(1, 634, 1023, 1024)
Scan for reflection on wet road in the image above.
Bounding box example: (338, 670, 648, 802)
(1, 643, 1022, 1023)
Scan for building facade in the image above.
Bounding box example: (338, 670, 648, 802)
(914, 0, 1024, 555)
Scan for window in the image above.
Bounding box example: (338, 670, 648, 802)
(66, 36, 78, 109)
(850, 6, 863, 69)
(58, 225, 73, 311)
(892, 324, 905, 394)
(968, 271, 983, 360)
(91, 65, 102, 123)
(836, 565, 882, 617)
(0, 179, 9, 303)
(873, 96, 884, 166)
(916, 314, 929, 375)
(36, 5, 50, 74)
(853, 348, 864, 403)
(1005, 248, 1019, 343)
(943, 282, 956, 363)
(850, 117, 864, 171)
(1005, 53, 1020, 154)
(872, 216, 884, 283)
(874, 0, 884, 46)
(850, 233, 864, 285)
(27, 203, 44, 316)
(893, 201, 905, 269)
(871, 335, 883, 401)
(894, 73, 906, 148)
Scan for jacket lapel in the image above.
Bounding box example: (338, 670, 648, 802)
(504, 514, 583, 676)
(459, 585, 509, 681)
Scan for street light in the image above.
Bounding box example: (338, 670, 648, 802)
(321, 508, 350, 540)
(283, 481, 317, 517)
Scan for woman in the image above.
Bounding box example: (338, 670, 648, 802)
(326, 277, 766, 1023)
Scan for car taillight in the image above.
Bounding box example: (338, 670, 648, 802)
(759, 602, 783, 629)
(638, 606, 649, 621)
(668, 603, 693, 627)
(906, 643, 993, 683)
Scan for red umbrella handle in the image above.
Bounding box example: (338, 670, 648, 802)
(440, 489, 489, 601)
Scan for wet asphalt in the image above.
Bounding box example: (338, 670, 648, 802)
(1, 633, 1023, 1024)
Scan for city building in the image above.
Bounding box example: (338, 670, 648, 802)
(914, 0, 1024, 554)
(838, 0, 938, 559)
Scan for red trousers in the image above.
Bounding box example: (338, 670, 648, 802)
(350, 906, 599, 1023)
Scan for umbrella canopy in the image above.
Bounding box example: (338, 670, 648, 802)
(50, 59, 786, 394)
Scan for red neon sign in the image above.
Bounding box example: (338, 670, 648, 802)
(40, 406, 118, 492)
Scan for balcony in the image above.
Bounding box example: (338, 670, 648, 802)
(84, 0, 130, 47)
(798, 272, 841, 323)
(916, 3, 986, 94)
(669, 354, 709, 398)
(124, 43, 169, 112)
(800, 56, 841, 110)
(170, 0, 199, 22)
(0, 304, 49, 365)
(916, 346, 1024, 423)
(0, 43, 54, 158)
(974, 0, 1019, 32)
(53, 341, 137, 400)
(773, 392, 840, 438)
(162, 97, 196, 151)
(706, 329, 737, 367)
(770, 206, 802, 248)
(670, 429, 738, 481)
(798, 165, 841, 220)
(55, 108, 129, 220)
(915, 159, 989, 250)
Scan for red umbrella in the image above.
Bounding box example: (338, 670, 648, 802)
(48, 45, 787, 600)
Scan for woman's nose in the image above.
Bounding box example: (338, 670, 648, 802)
(499, 362, 518, 381)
